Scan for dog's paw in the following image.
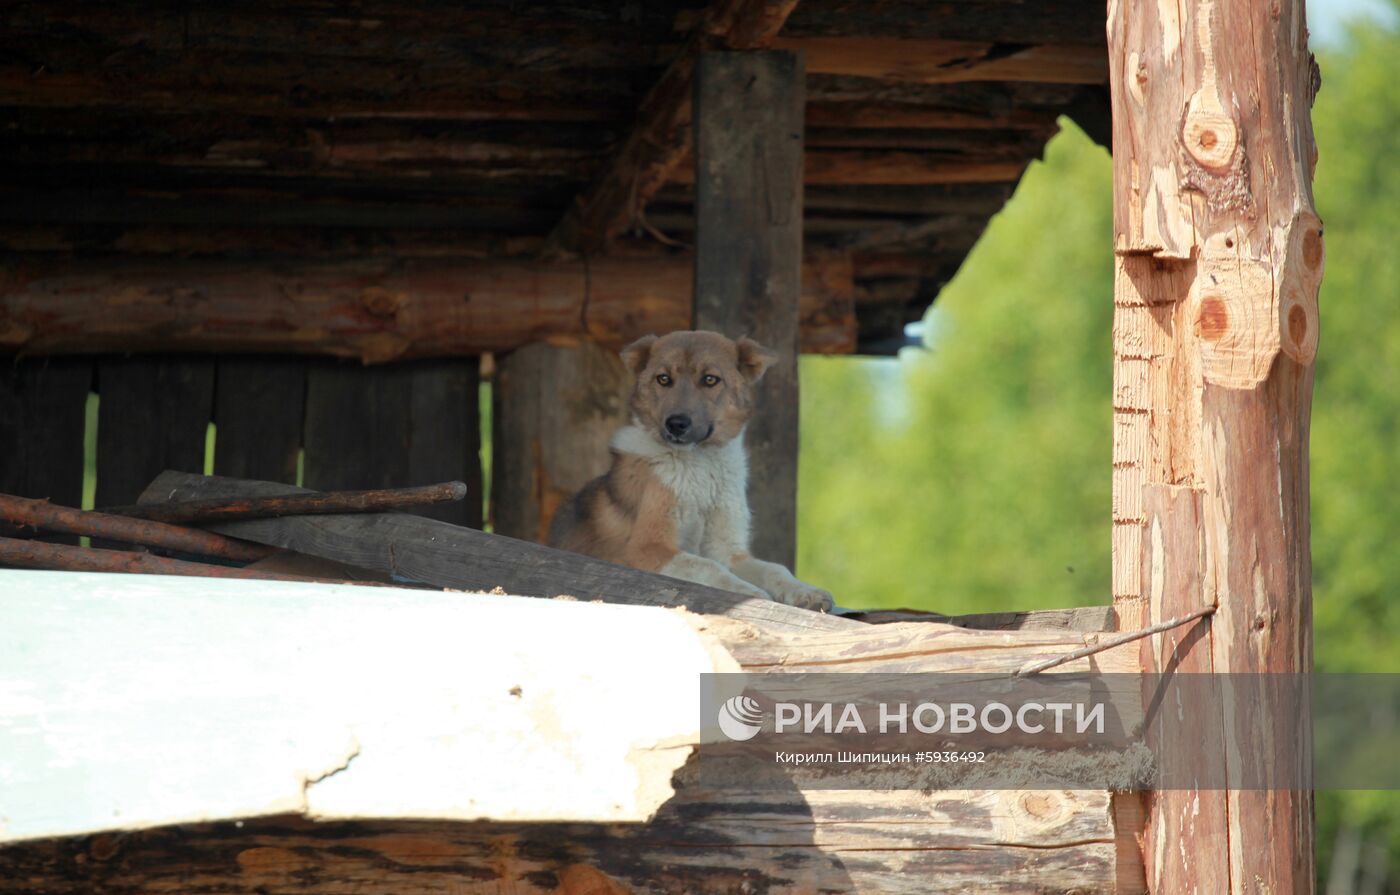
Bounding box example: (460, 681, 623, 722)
(767, 580, 835, 613)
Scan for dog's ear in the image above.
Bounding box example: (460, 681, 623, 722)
(736, 337, 778, 383)
(620, 334, 658, 374)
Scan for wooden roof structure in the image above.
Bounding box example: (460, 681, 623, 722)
(0, 0, 1111, 355)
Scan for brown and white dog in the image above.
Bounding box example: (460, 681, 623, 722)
(548, 330, 834, 612)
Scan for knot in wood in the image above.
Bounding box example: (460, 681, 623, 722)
(1183, 110, 1238, 171)
(359, 286, 409, 318)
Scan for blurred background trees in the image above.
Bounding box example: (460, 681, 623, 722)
(797, 2, 1400, 888)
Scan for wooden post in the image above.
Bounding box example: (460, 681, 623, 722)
(693, 50, 804, 569)
(1107, 0, 1321, 890)
(491, 340, 631, 543)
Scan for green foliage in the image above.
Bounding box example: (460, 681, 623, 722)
(797, 12, 1400, 882)
(797, 123, 1114, 615)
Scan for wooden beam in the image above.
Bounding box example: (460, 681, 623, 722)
(0, 253, 856, 362)
(693, 51, 805, 572)
(137, 470, 857, 635)
(541, 0, 801, 256)
(1107, 0, 1321, 888)
(492, 341, 631, 544)
(672, 150, 1028, 185)
(774, 37, 1109, 85)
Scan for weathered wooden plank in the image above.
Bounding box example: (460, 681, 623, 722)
(303, 361, 413, 492)
(845, 605, 1116, 633)
(94, 357, 213, 508)
(492, 341, 630, 543)
(784, 0, 1111, 45)
(405, 359, 482, 529)
(138, 470, 857, 635)
(774, 37, 1108, 85)
(0, 254, 856, 362)
(213, 358, 306, 486)
(542, 0, 801, 255)
(1107, 0, 1321, 886)
(693, 51, 804, 571)
(0, 358, 91, 543)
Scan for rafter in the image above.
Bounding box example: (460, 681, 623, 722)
(540, 0, 802, 258)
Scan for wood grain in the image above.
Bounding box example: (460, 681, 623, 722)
(0, 254, 856, 362)
(693, 51, 804, 571)
(1107, 0, 1321, 887)
(492, 341, 630, 543)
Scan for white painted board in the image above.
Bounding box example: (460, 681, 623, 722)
(0, 571, 734, 843)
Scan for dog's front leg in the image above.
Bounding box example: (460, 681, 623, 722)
(729, 554, 835, 613)
(658, 552, 773, 600)
(701, 498, 834, 612)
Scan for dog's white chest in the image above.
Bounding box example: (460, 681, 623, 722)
(610, 426, 747, 554)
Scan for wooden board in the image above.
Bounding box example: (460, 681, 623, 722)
(95, 357, 214, 508)
(492, 341, 630, 543)
(693, 51, 804, 570)
(0, 571, 731, 843)
(213, 357, 306, 485)
(405, 359, 482, 529)
(303, 360, 482, 528)
(138, 471, 856, 635)
(0, 358, 91, 543)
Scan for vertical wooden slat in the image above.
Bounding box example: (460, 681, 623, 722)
(305, 360, 482, 528)
(213, 358, 307, 485)
(303, 362, 412, 492)
(95, 357, 214, 507)
(693, 49, 805, 569)
(406, 359, 482, 529)
(0, 359, 92, 542)
(492, 341, 629, 543)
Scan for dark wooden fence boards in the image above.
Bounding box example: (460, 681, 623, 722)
(305, 359, 482, 528)
(0, 355, 482, 530)
(0, 358, 92, 543)
(213, 357, 306, 485)
(95, 357, 215, 509)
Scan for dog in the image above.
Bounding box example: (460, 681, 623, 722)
(548, 330, 834, 612)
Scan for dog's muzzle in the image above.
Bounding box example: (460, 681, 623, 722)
(663, 414, 712, 445)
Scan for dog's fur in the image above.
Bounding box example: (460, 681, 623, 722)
(548, 330, 834, 611)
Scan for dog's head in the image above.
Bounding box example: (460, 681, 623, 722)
(620, 330, 776, 447)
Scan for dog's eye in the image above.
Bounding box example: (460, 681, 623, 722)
(656, 373, 673, 387)
(702, 374, 721, 387)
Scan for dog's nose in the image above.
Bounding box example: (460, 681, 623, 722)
(665, 414, 692, 437)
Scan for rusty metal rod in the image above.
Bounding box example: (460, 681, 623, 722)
(0, 493, 274, 563)
(0, 536, 339, 581)
(105, 480, 470, 525)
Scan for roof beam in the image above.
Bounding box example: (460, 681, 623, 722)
(541, 0, 802, 257)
